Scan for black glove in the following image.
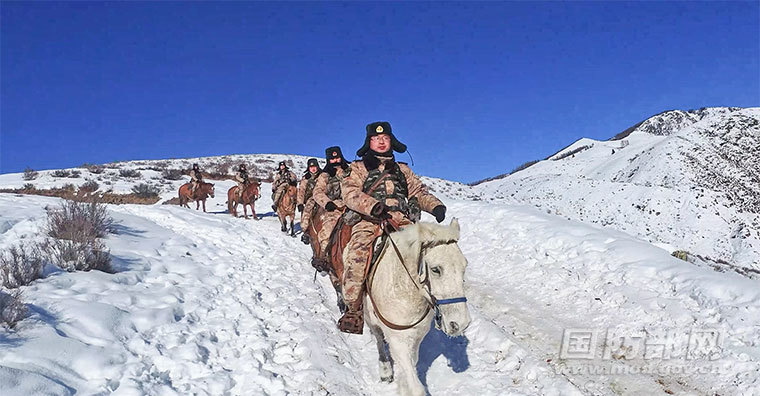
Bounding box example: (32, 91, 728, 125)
(371, 202, 392, 220)
(325, 202, 337, 212)
(289, 180, 297, 187)
(431, 205, 446, 223)
(297, 204, 304, 213)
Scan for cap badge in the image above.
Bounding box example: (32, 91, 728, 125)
(376, 125, 384, 133)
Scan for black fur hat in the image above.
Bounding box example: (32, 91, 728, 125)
(356, 121, 407, 157)
(303, 158, 321, 178)
(278, 161, 288, 169)
(325, 146, 348, 163)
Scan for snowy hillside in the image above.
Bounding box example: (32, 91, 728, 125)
(474, 107, 760, 273)
(2, 192, 760, 395)
(0, 153, 476, 202)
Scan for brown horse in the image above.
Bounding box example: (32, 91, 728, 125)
(178, 182, 215, 212)
(228, 182, 260, 219)
(276, 184, 297, 236)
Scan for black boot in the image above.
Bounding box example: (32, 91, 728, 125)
(301, 233, 310, 245)
(338, 298, 364, 334)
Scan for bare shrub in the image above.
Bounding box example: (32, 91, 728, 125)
(119, 169, 141, 178)
(87, 165, 105, 174)
(69, 170, 82, 178)
(1, 244, 44, 289)
(161, 168, 184, 181)
(23, 168, 39, 181)
(131, 183, 160, 198)
(47, 200, 114, 241)
(213, 162, 230, 176)
(52, 169, 71, 178)
(61, 183, 76, 192)
(0, 289, 27, 329)
(79, 180, 99, 193)
(23, 183, 35, 191)
(42, 238, 112, 273)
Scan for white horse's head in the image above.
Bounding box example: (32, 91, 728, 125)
(415, 218, 471, 337)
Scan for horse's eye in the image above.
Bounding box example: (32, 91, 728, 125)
(431, 267, 441, 275)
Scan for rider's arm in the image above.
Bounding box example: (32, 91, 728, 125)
(400, 164, 443, 214)
(341, 162, 380, 216)
(297, 178, 307, 205)
(312, 173, 330, 209)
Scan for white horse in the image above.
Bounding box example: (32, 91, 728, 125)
(363, 218, 471, 396)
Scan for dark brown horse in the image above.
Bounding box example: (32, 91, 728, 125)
(178, 182, 215, 212)
(228, 182, 260, 219)
(276, 184, 297, 236)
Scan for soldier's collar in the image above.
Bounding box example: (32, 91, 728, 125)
(363, 153, 396, 171)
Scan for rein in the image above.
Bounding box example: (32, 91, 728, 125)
(365, 220, 467, 331)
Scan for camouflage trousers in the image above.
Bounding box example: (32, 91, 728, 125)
(236, 182, 246, 199)
(316, 209, 341, 259)
(271, 184, 287, 208)
(190, 181, 201, 195)
(342, 213, 412, 304)
(300, 198, 317, 230)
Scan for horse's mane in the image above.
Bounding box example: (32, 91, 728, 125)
(391, 220, 460, 250)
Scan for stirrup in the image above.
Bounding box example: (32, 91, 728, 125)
(301, 233, 310, 245)
(338, 303, 364, 334)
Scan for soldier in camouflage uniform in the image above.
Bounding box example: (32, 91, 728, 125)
(337, 121, 447, 334)
(298, 158, 322, 243)
(271, 161, 297, 212)
(234, 164, 250, 200)
(190, 163, 203, 196)
(308, 146, 350, 261)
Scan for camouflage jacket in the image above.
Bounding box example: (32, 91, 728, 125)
(191, 169, 203, 182)
(313, 165, 348, 210)
(272, 170, 297, 191)
(298, 171, 321, 205)
(341, 155, 442, 219)
(235, 170, 248, 184)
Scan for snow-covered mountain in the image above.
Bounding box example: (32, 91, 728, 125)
(473, 107, 760, 273)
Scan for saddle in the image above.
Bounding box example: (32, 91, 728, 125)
(327, 213, 396, 334)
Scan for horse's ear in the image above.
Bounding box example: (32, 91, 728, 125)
(450, 218, 460, 238)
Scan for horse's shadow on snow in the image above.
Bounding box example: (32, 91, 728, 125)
(417, 322, 471, 391)
(111, 223, 147, 238)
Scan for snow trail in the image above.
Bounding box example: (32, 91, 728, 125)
(2, 193, 759, 395)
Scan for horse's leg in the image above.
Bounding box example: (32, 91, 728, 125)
(386, 330, 426, 396)
(203, 199, 207, 213)
(251, 204, 257, 220)
(280, 214, 287, 232)
(243, 203, 248, 219)
(368, 322, 394, 383)
(290, 216, 295, 237)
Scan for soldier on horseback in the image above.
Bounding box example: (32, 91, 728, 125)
(298, 158, 322, 244)
(234, 164, 249, 200)
(190, 163, 203, 196)
(308, 146, 350, 266)
(271, 161, 297, 212)
(337, 121, 447, 334)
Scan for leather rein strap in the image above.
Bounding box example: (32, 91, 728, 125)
(365, 220, 466, 331)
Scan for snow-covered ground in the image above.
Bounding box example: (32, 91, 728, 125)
(2, 190, 759, 395)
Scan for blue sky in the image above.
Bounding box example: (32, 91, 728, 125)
(2, 1, 758, 183)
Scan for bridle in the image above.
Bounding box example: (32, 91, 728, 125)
(365, 220, 468, 331)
